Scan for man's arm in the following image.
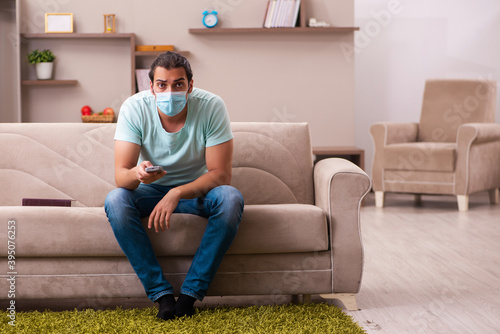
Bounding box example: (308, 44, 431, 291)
(173, 139, 233, 198)
(114, 140, 166, 190)
(148, 139, 233, 232)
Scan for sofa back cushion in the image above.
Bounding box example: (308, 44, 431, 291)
(0, 123, 116, 207)
(231, 122, 314, 205)
(418, 79, 496, 143)
(0, 122, 314, 207)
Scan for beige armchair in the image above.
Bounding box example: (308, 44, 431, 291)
(370, 79, 500, 211)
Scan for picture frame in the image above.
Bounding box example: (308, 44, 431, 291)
(45, 13, 73, 33)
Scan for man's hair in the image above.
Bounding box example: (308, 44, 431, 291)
(148, 51, 193, 84)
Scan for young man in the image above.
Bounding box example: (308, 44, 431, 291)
(104, 51, 244, 320)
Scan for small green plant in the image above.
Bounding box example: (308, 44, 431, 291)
(27, 49, 55, 64)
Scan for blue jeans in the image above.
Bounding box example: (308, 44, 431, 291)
(104, 184, 244, 302)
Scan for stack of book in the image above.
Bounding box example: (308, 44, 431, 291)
(263, 0, 301, 28)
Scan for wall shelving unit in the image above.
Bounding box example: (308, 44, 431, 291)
(18, 32, 190, 121)
(21, 33, 137, 94)
(0, 0, 21, 122)
(189, 0, 358, 35)
(21, 33, 191, 94)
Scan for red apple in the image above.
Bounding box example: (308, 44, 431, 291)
(81, 105, 92, 116)
(103, 107, 115, 116)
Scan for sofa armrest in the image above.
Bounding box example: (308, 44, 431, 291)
(455, 123, 500, 195)
(314, 158, 371, 293)
(369, 122, 419, 190)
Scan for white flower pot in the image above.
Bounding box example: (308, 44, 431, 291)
(35, 62, 54, 80)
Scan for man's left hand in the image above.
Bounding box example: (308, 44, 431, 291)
(148, 188, 181, 233)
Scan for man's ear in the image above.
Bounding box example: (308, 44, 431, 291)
(150, 81, 155, 96)
(188, 80, 194, 94)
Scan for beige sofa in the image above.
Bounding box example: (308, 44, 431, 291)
(0, 122, 370, 311)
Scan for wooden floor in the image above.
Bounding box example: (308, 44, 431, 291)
(342, 191, 500, 334)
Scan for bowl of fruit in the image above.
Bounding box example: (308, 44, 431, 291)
(81, 106, 115, 123)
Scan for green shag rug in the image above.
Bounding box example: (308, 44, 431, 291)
(1, 303, 366, 333)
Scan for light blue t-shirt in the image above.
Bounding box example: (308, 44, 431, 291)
(114, 88, 233, 186)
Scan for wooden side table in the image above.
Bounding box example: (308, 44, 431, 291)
(313, 146, 365, 170)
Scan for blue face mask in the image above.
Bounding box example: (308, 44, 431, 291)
(155, 89, 188, 117)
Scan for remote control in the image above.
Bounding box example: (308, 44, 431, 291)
(145, 166, 164, 173)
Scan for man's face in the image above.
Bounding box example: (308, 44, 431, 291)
(150, 66, 193, 95)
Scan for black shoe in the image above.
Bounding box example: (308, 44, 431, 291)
(156, 294, 176, 321)
(175, 293, 196, 318)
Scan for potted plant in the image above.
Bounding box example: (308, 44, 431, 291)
(27, 49, 55, 80)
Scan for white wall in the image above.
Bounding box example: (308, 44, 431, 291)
(16, 0, 356, 147)
(354, 0, 500, 175)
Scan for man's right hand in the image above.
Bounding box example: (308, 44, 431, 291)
(115, 141, 167, 190)
(137, 161, 167, 184)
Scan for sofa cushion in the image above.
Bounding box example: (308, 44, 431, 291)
(2, 204, 328, 257)
(383, 142, 456, 172)
(0, 122, 315, 208)
(231, 123, 314, 205)
(0, 123, 116, 207)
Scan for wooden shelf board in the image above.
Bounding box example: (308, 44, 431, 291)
(135, 50, 190, 56)
(313, 146, 365, 170)
(189, 27, 359, 34)
(22, 80, 78, 86)
(21, 33, 134, 39)
(313, 146, 364, 155)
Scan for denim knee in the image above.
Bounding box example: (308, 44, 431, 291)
(105, 188, 131, 211)
(211, 185, 244, 223)
(104, 187, 136, 224)
(222, 185, 244, 209)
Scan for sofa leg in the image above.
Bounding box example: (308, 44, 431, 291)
(375, 191, 385, 208)
(320, 293, 359, 311)
(302, 294, 312, 304)
(457, 195, 469, 212)
(489, 189, 499, 204)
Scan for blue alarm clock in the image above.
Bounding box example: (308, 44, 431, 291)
(202, 10, 218, 28)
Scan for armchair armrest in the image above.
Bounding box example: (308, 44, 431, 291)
(456, 123, 500, 195)
(314, 158, 371, 293)
(457, 123, 500, 145)
(370, 122, 419, 190)
(370, 122, 419, 146)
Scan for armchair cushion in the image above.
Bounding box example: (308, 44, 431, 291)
(418, 79, 496, 143)
(383, 142, 456, 172)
